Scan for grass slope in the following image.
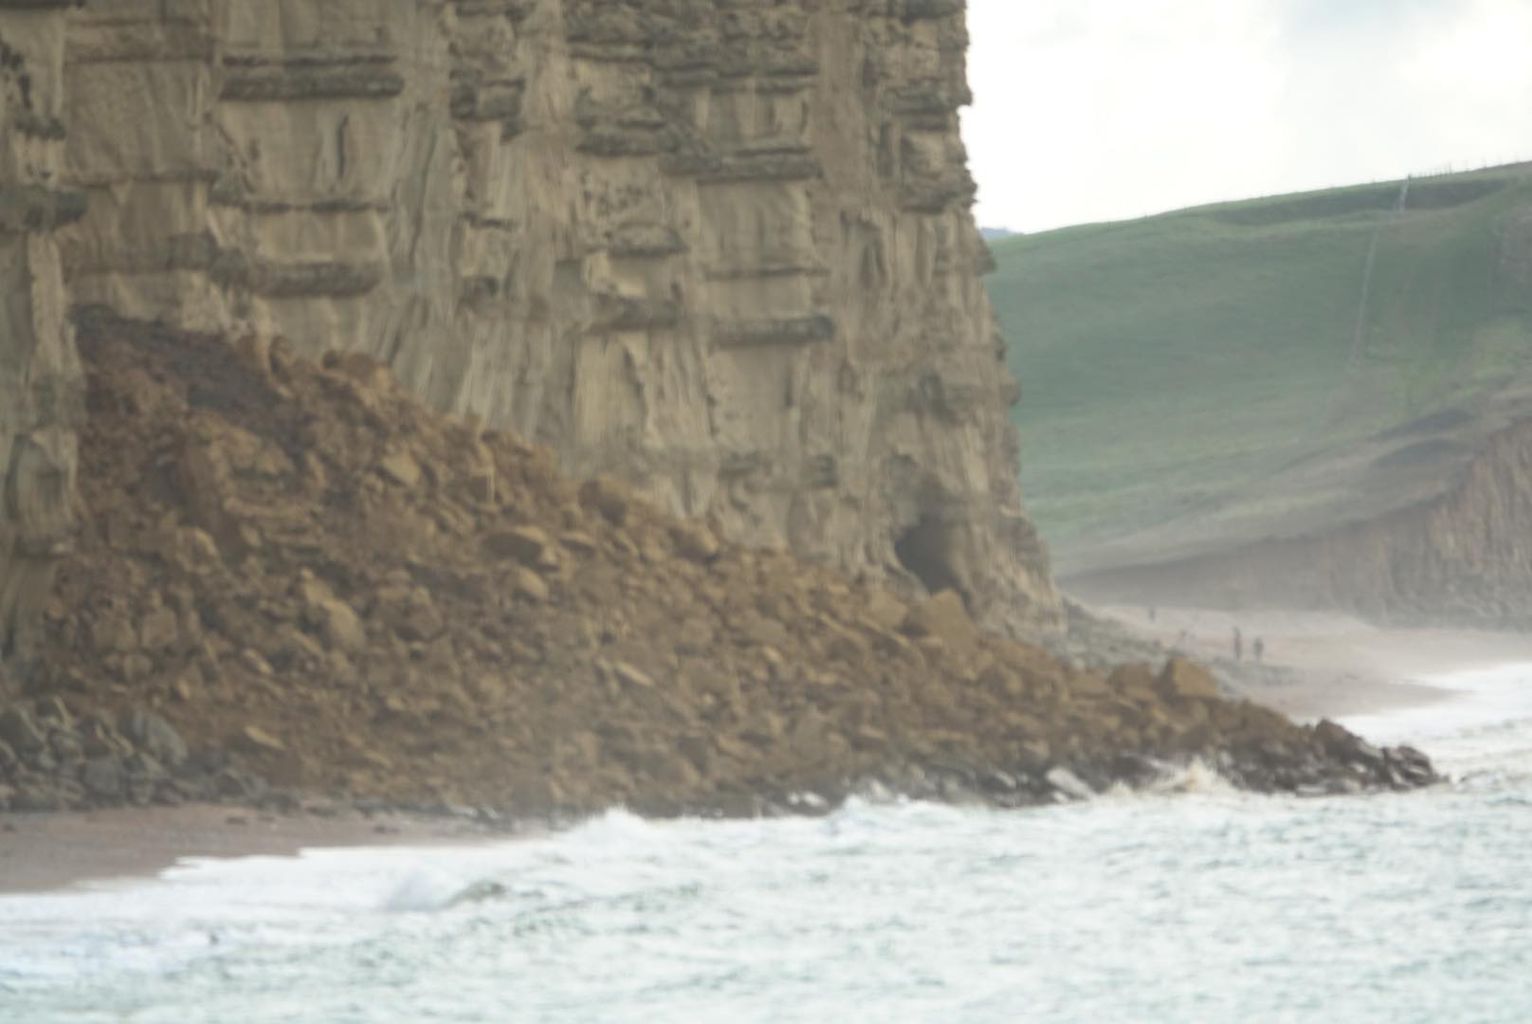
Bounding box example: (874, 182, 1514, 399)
(988, 164, 1532, 569)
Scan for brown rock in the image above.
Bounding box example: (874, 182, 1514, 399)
(122, 709, 188, 766)
(738, 612, 792, 651)
(863, 588, 910, 632)
(295, 574, 367, 652)
(112, 651, 148, 680)
(234, 333, 274, 381)
(670, 522, 721, 564)
(613, 661, 656, 689)
(901, 590, 979, 656)
(275, 625, 326, 665)
(139, 606, 179, 651)
(579, 477, 633, 527)
(463, 439, 498, 504)
(615, 737, 702, 790)
(485, 525, 560, 571)
(464, 466, 496, 504)
(400, 590, 445, 642)
(820, 616, 871, 664)
(239, 648, 274, 677)
(91, 615, 139, 655)
(559, 531, 600, 556)
(173, 441, 232, 535)
(312, 596, 366, 652)
(174, 527, 221, 570)
(377, 450, 422, 489)
(1068, 672, 1112, 698)
(324, 351, 395, 392)
(1107, 663, 1159, 702)
(235, 725, 287, 754)
(0, 706, 45, 755)
(511, 567, 550, 603)
(170, 672, 198, 702)
(1156, 658, 1220, 701)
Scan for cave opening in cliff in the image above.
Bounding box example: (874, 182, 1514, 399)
(894, 517, 963, 600)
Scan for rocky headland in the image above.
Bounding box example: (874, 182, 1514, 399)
(0, 2, 1439, 823)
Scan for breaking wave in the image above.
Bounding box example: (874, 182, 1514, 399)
(3, 666, 1532, 1022)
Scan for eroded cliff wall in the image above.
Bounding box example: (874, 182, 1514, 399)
(0, 3, 81, 668)
(11, 0, 1057, 640)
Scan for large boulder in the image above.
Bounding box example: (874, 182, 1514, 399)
(485, 525, 560, 572)
(0, 706, 45, 756)
(1156, 658, 1221, 701)
(901, 590, 980, 657)
(121, 709, 188, 767)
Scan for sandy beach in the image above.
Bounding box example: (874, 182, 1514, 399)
(1095, 604, 1532, 720)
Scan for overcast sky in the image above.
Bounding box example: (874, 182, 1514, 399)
(963, 0, 1532, 233)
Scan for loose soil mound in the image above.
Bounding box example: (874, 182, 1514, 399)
(2, 317, 1433, 816)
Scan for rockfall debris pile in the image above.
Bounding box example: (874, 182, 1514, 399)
(0, 316, 1437, 816)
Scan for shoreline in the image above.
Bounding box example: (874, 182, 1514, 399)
(6, 607, 1511, 897)
(1091, 604, 1532, 723)
(0, 804, 517, 896)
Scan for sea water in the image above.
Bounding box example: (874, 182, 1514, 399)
(3, 668, 1532, 1024)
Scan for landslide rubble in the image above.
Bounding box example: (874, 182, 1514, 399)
(1, 317, 1436, 816)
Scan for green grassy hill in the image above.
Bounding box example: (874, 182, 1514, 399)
(988, 164, 1532, 574)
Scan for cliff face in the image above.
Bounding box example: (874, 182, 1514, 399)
(0, 3, 81, 667)
(6, 0, 1056, 640)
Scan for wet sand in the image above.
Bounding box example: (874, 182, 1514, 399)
(0, 804, 512, 895)
(1095, 604, 1532, 721)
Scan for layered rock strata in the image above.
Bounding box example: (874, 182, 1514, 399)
(0, 3, 82, 669)
(33, 0, 1058, 638)
(3, 319, 1434, 815)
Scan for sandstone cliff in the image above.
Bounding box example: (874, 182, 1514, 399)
(0, 3, 80, 667)
(0, 0, 1058, 648)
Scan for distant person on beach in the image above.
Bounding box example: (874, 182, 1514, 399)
(1254, 637, 1265, 663)
(1148, 606, 1157, 623)
(1233, 626, 1243, 662)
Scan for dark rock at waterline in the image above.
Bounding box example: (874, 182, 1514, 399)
(1045, 766, 1096, 801)
(81, 755, 126, 800)
(1214, 718, 1439, 795)
(0, 706, 46, 756)
(0, 697, 276, 814)
(122, 710, 189, 767)
(1383, 745, 1436, 787)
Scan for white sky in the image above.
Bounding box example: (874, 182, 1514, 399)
(964, 0, 1532, 233)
